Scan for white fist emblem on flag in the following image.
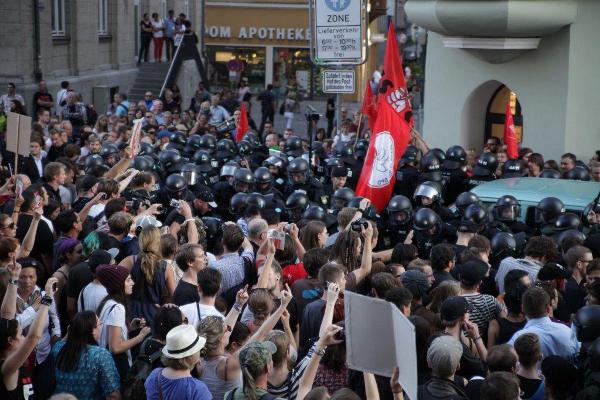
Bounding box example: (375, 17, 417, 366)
(387, 88, 409, 113)
(368, 132, 395, 188)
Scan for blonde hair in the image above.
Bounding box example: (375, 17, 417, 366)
(266, 330, 289, 367)
(198, 316, 225, 357)
(139, 226, 161, 283)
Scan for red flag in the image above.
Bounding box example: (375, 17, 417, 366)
(355, 22, 411, 213)
(360, 82, 378, 132)
(503, 99, 518, 159)
(236, 103, 249, 142)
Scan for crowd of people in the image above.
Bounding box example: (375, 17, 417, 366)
(1, 73, 600, 400)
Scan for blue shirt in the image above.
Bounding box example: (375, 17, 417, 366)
(164, 18, 176, 37)
(51, 341, 120, 400)
(145, 368, 213, 400)
(508, 316, 580, 363)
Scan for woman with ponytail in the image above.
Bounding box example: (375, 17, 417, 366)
(122, 225, 170, 327)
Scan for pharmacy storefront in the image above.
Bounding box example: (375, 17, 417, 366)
(204, 3, 322, 98)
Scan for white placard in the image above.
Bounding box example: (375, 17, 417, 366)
(345, 291, 418, 400)
(313, 0, 364, 63)
(322, 70, 355, 93)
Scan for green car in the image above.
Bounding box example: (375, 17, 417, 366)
(470, 177, 600, 224)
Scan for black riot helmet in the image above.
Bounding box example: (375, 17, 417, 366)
(237, 140, 254, 157)
(387, 195, 413, 226)
(331, 187, 355, 211)
(333, 142, 356, 165)
(443, 145, 467, 170)
(413, 208, 441, 235)
(132, 155, 154, 172)
(455, 192, 481, 216)
(311, 141, 326, 159)
(243, 132, 262, 149)
(184, 134, 203, 156)
(303, 205, 326, 222)
(180, 163, 201, 186)
(263, 155, 287, 171)
(426, 148, 446, 163)
(502, 159, 525, 178)
(355, 139, 369, 159)
(535, 197, 565, 225)
(230, 192, 248, 217)
(473, 152, 498, 177)
(84, 154, 106, 174)
(254, 167, 273, 193)
(566, 166, 591, 181)
(460, 203, 487, 233)
(193, 150, 215, 172)
(246, 192, 267, 210)
(288, 157, 310, 185)
(414, 181, 442, 207)
(139, 142, 155, 156)
(574, 305, 600, 343)
(284, 136, 304, 158)
(158, 149, 182, 171)
(201, 216, 223, 251)
(557, 229, 587, 251)
(220, 161, 239, 180)
(493, 195, 521, 222)
(400, 145, 421, 165)
(553, 212, 581, 232)
(491, 232, 517, 262)
(420, 154, 442, 182)
(216, 138, 236, 161)
(539, 169, 561, 179)
(285, 191, 309, 222)
(100, 143, 119, 159)
(233, 168, 254, 193)
(169, 131, 187, 148)
(198, 134, 217, 154)
(165, 173, 188, 200)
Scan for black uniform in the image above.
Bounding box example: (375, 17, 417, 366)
(394, 165, 420, 198)
(441, 168, 470, 206)
(284, 178, 327, 207)
(412, 223, 457, 259)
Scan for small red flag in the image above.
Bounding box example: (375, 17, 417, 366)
(355, 22, 412, 213)
(236, 103, 249, 143)
(503, 99, 518, 159)
(360, 82, 378, 132)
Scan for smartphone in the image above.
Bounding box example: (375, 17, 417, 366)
(34, 192, 43, 209)
(267, 229, 286, 250)
(15, 178, 23, 198)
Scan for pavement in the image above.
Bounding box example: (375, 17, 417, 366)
(246, 98, 361, 139)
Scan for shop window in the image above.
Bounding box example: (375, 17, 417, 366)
(274, 48, 320, 99)
(98, 0, 108, 35)
(207, 47, 266, 92)
(52, 0, 66, 36)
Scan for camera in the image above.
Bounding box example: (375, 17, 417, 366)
(126, 197, 151, 213)
(284, 223, 293, 233)
(215, 117, 236, 135)
(305, 105, 321, 122)
(169, 199, 181, 209)
(351, 218, 369, 232)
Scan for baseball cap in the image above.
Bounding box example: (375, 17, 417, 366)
(194, 186, 218, 208)
(239, 341, 277, 374)
(136, 215, 162, 229)
(427, 335, 463, 377)
(331, 166, 348, 178)
(157, 130, 170, 139)
(88, 249, 113, 273)
(537, 262, 570, 281)
(440, 296, 472, 321)
(457, 260, 489, 287)
(401, 270, 430, 299)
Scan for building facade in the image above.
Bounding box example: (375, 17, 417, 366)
(406, 0, 600, 161)
(0, 0, 199, 114)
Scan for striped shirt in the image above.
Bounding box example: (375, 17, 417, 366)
(213, 250, 254, 292)
(267, 345, 316, 400)
(462, 292, 504, 339)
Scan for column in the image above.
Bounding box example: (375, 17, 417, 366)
(265, 45, 274, 88)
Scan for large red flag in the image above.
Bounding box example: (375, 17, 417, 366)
(236, 103, 249, 143)
(360, 82, 378, 132)
(355, 22, 411, 213)
(503, 99, 518, 159)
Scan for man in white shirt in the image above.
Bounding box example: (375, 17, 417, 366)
(55, 81, 69, 115)
(0, 82, 25, 112)
(180, 267, 224, 328)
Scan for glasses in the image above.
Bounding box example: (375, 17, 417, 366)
(145, 114, 154, 118)
(1, 223, 15, 229)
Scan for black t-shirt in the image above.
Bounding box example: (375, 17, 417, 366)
(299, 299, 325, 358)
(16, 214, 54, 270)
(171, 280, 199, 306)
(66, 261, 93, 300)
(97, 232, 125, 262)
(72, 196, 91, 213)
(33, 91, 53, 116)
(140, 20, 153, 37)
(518, 375, 543, 399)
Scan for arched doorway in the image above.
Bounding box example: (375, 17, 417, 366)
(485, 85, 524, 143)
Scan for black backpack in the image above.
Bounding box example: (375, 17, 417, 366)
(123, 338, 163, 400)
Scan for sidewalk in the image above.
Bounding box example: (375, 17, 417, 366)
(246, 98, 361, 139)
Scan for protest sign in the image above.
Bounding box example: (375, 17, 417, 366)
(345, 291, 418, 400)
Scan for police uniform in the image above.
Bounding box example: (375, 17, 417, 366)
(441, 168, 470, 205)
(412, 222, 457, 259)
(284, 178, 326, 207)
(394, 164, 420, 198)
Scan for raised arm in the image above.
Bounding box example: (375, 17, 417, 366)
(256, 240, 276, 289)
(1, 260, 20, 319)
(18, 203, 42, 258)
(288, 223, 306, 261)
(224, 285, 249, 328)
(350, 222, 374, 284)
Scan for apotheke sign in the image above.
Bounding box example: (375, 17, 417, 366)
(206, 25, 311, 41)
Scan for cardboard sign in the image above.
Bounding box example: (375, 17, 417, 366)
(6, 112, 32, 157)
(345, 291, 418, 400)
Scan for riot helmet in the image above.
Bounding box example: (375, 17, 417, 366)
(400, 145, 421, 165)
(473, 153, 498, 177)
(557, 229, 587, 251)
(84, 154, 106, 174)
(493, 195, 521, 222)
(303, 205, 326, 222)
(158, 149, 182, 172)
(132, 155, 153, 172)
(180, 163, 201, 186)
(539, 169, 561, 179)
(491, 232, 517, 262)
(443, 145, 467, 170)
(332, 187, 355, 211)
(413, 208, 441, 236)
(455, 192, 481, 216)
(288, 157, 310, 185)
(193, 150, 215, 172)
(220, 161, 239, 180)
(233, 168, 254, 193)
(198, 134, 217, 154)
(333, 142, 356, 165)
(246, 192, 267, 210)
(184, 134, 203, 156)
(502, 159, 525, 178)
(216, 138, 236, 161)
(387, 195, 413, 226)
(554, 212, 582, 232)
(535, 197, 565, 225)
(138, 142, 155, 156)
(230, 192, 248, 217)
(254, 167, 273, 193)
(285, 191, 309, 222)
(574, 305, 600, 343)
(426, 148, 446, 163)
(566, 166, 591, 181)
(237, 140, 254, 157)
(420, 154, 442, 182)
(355, 139, 369, 159)
(165, 173, 188, 200)
(284, 136, 303, 158)
(460, 203, 487, 233)
(414, 181, 442, 207)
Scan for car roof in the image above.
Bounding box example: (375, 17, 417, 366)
(471, 177, 600, 209)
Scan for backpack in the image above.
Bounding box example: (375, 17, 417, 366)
(123, 338, 164, 400)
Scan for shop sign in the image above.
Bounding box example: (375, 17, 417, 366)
(205, 25, 310, 41)
(322, 70, 355, 93)
(310, 0, 367, 65)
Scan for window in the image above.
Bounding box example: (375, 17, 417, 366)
(98, 0, 108, 35)
(51, 0, 66, 36)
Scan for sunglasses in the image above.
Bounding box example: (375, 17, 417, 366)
(1, 222, 15, 229)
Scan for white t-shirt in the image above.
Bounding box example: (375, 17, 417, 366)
(78, 281, 108, 313)
(152, 20, 165, 38)
(180, 302, 224, 328)
(98, 299, 131, 364)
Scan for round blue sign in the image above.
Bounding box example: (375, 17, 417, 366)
(325, 0, 351, 12)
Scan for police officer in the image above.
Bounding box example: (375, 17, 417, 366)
(467, 152, 498, 189)
(380, 195, 413, 249)
(100, 143, 120, 167)
(417, 153, 443, 185)
(333, 142, 360, 188)
(535, 197, 566, 235)
(413, 181, 456, 222)
(214, 167, 254, 220)
(284, 157, 326, 206)
(193, 149, 220, 186)
(155, 173, 194, 220)
(285, 190, 310, 223)
(164, 185, 221, 228)
(501, 159, 526, 179)
(322, 166, 349, 210)
(412, 208, 456, 259)
(284, 136, 304, 162)
(254, 166, 285, 205)
(263, 155, 287, 194)
(158, 149, 183, 179)
(215, 138, 237, 166)
(441, 145, 470, 205)
(488, 195, 533, 238)
(394, 145, 421, 198)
